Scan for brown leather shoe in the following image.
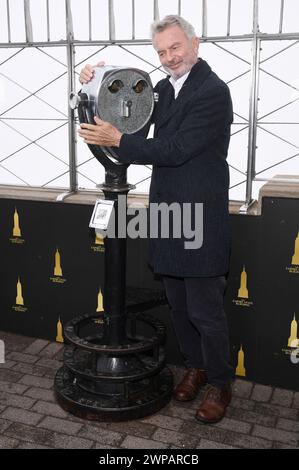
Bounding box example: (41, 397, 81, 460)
(195, 385, 232, 424)
(173, 368, 207, 401)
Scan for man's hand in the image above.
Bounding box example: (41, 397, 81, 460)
(78, 116, 123, 147)
(79, 61, 105, 84)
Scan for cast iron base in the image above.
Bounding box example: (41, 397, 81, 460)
(55, 365, 173, 421)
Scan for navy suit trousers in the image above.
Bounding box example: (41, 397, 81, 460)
(163, 275, 234, 388)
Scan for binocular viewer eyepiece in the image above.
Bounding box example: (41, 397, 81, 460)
(71, 66, 155, 135)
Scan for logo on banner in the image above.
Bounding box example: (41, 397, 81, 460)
(56, 317, 64, 343)
(96, 288, 104, 312)
(91, 231, 105, 253)
(12, 276, 27, 312)
(286, 229, 299, 274)
(94, 287, 104, 325)
(50, 248, 66, 284)
(235, 344, 246, 377)
(233, 266, 253, 307)
(9, 208, 25, 245)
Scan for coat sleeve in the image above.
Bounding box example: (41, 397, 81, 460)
(117, 84, 232, 167)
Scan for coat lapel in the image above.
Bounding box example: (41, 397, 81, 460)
(154, 80, 174, 130)
(154, 59, 212, 132)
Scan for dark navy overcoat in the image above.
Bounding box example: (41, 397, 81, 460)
(119, 59, 233, 277)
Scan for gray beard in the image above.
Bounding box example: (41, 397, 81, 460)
(163, 65, 187, 80)
(162, 61, 195, 80)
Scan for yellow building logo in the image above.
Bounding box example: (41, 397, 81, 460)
(238, 266, 248, 299)
(13, 276, 27, 312)
(288, 314, 298, 348)
(95, 232, 104, 246)
(13, 208, 21, 237)
(56, 317, 64, 343)
(233, 266, 253, 307)
(54, 248, 63, 277)
(235, 345, 246, 377)
(50, 248, 66, 284)
(286, 230, 299, 274)
(91, 231, 105, 253)
(97, 288, 104, 312)
(291, 230, 299, 265)
(16, 277, 24, 305)
(10, 208, 25, 244)
(94, 287, 104, 325)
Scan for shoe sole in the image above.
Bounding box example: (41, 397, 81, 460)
(195, 414, 224, 424)
(173, 395, 197, 402)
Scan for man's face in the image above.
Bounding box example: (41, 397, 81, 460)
(153, 25, 199, 80)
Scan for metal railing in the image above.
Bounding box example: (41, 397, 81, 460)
(0, 0, 298, 210)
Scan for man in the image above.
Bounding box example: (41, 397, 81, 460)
(78, 15, 234, 424)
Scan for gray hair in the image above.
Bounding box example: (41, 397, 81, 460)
(150, 15, 196, 41)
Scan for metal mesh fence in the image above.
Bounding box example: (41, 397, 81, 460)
(0, 0, 298, 208)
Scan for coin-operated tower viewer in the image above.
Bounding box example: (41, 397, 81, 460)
(55, 66, 173, 422)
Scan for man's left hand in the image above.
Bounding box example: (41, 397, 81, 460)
(78, 116, 122, 147)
